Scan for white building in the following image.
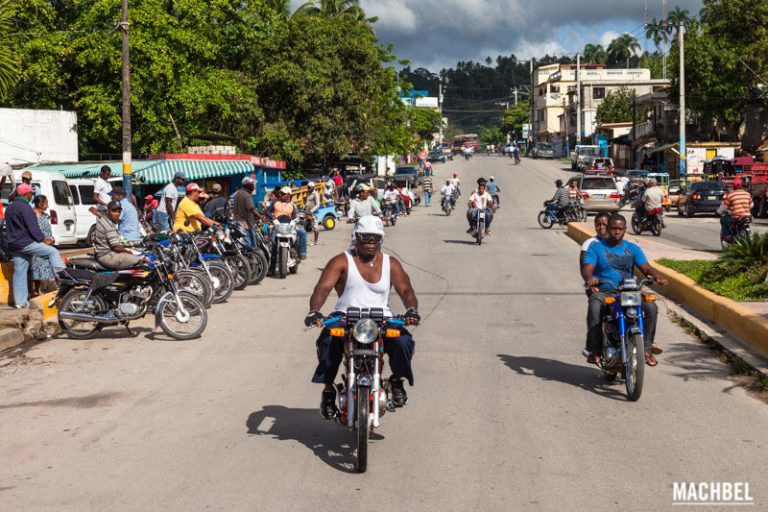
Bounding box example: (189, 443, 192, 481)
(532, 64, 670, 142)
(0, 108, 79, 165)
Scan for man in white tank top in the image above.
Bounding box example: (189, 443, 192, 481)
(305, 216, 420, 419)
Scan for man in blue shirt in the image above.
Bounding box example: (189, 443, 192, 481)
(581, 214, 667, 366)
(109, 186, 142, 242)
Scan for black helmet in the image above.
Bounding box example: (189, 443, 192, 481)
(555, 179, 563, 187)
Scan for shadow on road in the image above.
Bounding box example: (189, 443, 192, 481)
(497, 354, 626, 401)
(246, 405, 366, 473)
(443, 239, 478, 245)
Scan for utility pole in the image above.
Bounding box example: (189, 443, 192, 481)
(513, 88, 519, 105)
(120, 0, 132, 199)
(529, 59, 535, 142)
(631, 89, 637, 168)
(678, 24, 686, 179)
(438, 82, 444, 145)
(576, 53, 581, 146)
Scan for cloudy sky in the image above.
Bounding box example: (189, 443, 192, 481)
(290, 0, 703, 71)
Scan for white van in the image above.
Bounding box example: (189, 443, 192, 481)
(1, 170, 78, 245)
(67, 177, 122, 244)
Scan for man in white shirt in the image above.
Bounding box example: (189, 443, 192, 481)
(93, 165, 113, 209)
(467, 182, 495, 235)
(449, 173, 461, 196)
(636, 178, 665, 221)
(323, 179, 335, 203)
(155, 172, 185, 231)
(347, 185, 382, 220)
(382, 183, 404, 214)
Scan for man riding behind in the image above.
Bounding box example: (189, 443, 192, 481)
(304, 216, 420, 418)
(450, 173, 461, 196)
(467, 181, 495, 236)
(581, 214, 667, 366)
(718, 178, 753, 242)
(382, 183, 404, 215)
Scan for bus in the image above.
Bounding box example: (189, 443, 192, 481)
(453, 133, 479, 154)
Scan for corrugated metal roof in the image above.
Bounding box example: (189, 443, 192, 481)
(133, 159, 253, 185)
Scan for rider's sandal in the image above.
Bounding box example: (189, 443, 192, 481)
(644, 352, 658, 366)
(651, 342, 663, 355)
(586, 353, 601, 366)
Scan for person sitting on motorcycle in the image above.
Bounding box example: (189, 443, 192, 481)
(512, 144, 520, 162)
(636, 178, 664, 223)
(93, 200, 144, 270)
(382, 183, 404, 215)
(546, 179, 570, 221)
(173, 183, 221, 233)
(486, 176, 501, 207)
(265, 186, 308, 261)
(718, 178, 753, 242)
(304, 215, 420, 418)
(305, 181, 321, 246)
(347, 184, 382, 221)
(450, 173, 461, 197)
(581, 214, 667, 367)
(579, 212, 610, 267)
(567, 180, 581, 203)
(466, 182, 495, 236)
(440, 180, 456, 208)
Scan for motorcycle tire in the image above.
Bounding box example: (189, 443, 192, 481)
(625, 333, 645, 401)
(650, 221, 662, 237)
(175, 269, 214, 309)
(246, 250, 268, 285)
(631, 216, 642, 235)
(289, 248, 300, 275)
(476, 220, 484, 246)
(227, 255, 252, 290)
(207, 262, 234, 304)
(356, 385, 370, 473)
(537, 211, 554, 229)
(58, 289, 107, 339)
(157, 290, 207, 341)
(278, 246, 288, 279)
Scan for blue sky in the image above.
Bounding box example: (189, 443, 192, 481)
(290, 0, 703, 71)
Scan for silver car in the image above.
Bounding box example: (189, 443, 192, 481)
(574, 175, 622, 212)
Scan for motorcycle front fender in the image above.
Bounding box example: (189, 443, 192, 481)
(154, 291, 176, 328)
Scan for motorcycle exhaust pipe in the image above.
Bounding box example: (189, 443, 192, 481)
(59, 311, 120, 325)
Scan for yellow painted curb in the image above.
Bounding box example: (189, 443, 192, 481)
(32, 291, 58, 322)
(0, 261, 12, 304)
(566, 223, 768, 358)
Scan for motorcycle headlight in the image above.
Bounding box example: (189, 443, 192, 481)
(620, 291, 642, 307)
(352, 319, 379, 345)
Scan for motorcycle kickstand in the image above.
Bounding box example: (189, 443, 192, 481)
(122, 322, 137, 337)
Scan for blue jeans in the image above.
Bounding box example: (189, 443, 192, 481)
(155, 211, 171, 231)
(424, 190, 432, 206)
(546, 202, 561, 221)
(12, 242, 65, 307)
(720, 212, 733, 239)
(469, 208, 493, 229)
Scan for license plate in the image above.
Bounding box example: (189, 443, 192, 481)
(592, 194, 605, 199)
(707, 196, 717, 200)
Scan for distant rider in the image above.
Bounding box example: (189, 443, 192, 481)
(440, 180, 456, 209)
(382, 183, 404, 215)
(581, 214, 667, 366)
(450, 173, 462, 197)
(637, 178, 664, 222)
(486, 176, 501, 207)
(304, 216, 420, 418)
(467, 181, 495, 236)
(546, 179, 570, 221)
(718, 178, 753, 242)
(347, 184, 382, 221)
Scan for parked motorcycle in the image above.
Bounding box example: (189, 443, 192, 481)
(318, 308, 407, 473)
(590, 278, 655, 401)
(631, 208, 664, 237)
(272, 215, 301, 278)
(720, 215, 752, 249)
(57, 236, 207, 340)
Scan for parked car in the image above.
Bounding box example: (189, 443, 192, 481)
(677, 180, 729, 217)
(532, 142, 554, 159)
(573, 174, 622, 212)
(570, 145, 601, 171)
(394, 165, 421, 186)
(68, 177, 122, 244)
(428, 150, 447, 163)
(437, 143, 454, 160)
(1, 170, 78, 245)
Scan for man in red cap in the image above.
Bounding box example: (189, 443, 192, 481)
(718, 178, 753, 242)
(173, 183, 220, 232)
(6, 183, 65, 308)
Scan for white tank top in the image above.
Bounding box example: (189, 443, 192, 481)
(334, 250, 392, 316)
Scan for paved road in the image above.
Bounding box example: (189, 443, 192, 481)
(1, 155, 766, 511)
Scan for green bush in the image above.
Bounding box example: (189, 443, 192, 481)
(658, 257, 768, 302)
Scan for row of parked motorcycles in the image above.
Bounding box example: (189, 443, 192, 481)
(55, 215, 302, 341)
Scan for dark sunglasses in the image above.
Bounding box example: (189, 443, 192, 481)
(356, 233, 382, 244)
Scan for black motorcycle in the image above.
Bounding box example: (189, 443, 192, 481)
(57, 236, 207, 340)
(537, 200, 584, 228)
(631, 207, 664, 237)
(720, 215, 752, 249)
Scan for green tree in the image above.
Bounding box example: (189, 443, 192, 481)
(294, 0, 373, 22)
(409, 108, 442, 141)
(645, 18, 665, 50)
(583, 43, 607, 65)
(502, 101, 529, 138)
(595, 87, 641, 125)
(608, 33, 641, 68)
(478, 125, 504, 146)
(0, 0, 19, 97)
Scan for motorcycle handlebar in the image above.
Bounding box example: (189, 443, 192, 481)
(585, 278, 656, 291)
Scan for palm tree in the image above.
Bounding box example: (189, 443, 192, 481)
(294, 0, 371, 22)
(0, 1, 18, 98)
(583, 43, 607, 65)
(607, 33, 641, 68)
(645, 17, 664, 51)
(667, 6, 691, 35)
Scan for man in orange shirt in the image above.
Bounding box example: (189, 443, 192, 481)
(718, 178, 753, 242)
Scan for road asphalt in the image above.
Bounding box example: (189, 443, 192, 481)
(1, 155, 766, 511)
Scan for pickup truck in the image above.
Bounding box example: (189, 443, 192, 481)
(570, 145, 600, 172)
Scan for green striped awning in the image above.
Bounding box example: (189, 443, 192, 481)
(133, 159, 254, 185)
(28, 161, 158, 179)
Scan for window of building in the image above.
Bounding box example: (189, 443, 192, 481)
(593, 87, 606, 100)
(550, 85, 560, 94)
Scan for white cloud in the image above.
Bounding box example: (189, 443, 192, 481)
(599, 30, 621, 47)
(363, 0, 418, 33)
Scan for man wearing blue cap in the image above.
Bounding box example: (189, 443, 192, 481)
(155, 171, 185, 231)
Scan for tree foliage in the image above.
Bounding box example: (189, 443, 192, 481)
(0, 1, 19, 98)
(595, 87, 641, 125)
(583, 44, 607, 65)
(502, 101, 530, 138)
(607, 34, 641, 68)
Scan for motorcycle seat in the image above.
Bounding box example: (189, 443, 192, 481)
(69, 257, 108, 271)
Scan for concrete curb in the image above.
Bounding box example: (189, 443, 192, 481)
(566, 223, 768, 359)
(0, 291, 60, 356)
